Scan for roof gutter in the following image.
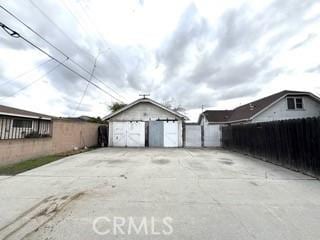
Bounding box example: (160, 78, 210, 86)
(0, 112, 51, 120)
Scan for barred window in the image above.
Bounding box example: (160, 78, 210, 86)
(12, 119, 32, 128)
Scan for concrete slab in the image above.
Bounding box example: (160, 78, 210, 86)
(0, 148, 320, 239)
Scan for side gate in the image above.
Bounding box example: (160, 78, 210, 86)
(185, 124, 202, 147)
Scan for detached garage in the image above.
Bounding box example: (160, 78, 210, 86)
(103, 98, 187, 147)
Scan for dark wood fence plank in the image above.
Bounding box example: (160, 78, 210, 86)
(222, 117, 320, 178)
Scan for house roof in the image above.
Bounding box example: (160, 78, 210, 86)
(201, 110, 232, 123)
(202, 90, 320, 123)
(103, 98, 188, 121)
(0, 104, 52, 120)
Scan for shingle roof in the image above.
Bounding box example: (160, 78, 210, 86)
(0, 104, 52, 119)
(203, 110, 232, 122)
(203, 90, 318, 123)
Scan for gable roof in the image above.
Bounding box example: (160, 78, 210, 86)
(0, 104, 52, 120)
(203, 90, 320, 123)
(103, 98, 188, 121)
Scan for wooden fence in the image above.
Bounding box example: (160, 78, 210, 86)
(221, 117, 320, 178)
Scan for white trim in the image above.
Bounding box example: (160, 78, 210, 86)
(0, 112, 51, 120)
(103, 98, 188, 121)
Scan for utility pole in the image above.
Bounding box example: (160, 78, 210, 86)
(139, 93, 150, 99)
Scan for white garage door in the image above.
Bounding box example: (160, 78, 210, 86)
(112, 122, 127, 147)
(204, 125, 221, 147)
(112, 122, 145, 147)
(127, 122, 145, 147)
(185, 125, 201, 147)
(163, 121, 179, 147)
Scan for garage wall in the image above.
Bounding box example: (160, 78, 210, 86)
(110, 102, 178, 121)
(108, 102, 184, 147)
(109, 120, 183, 147)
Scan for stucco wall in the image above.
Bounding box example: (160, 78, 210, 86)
(110, 102, 178, 121)
(252, 96, 320, 123)
(0, 119, 100, 167)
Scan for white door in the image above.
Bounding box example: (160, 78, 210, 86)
(112, 122, 127, 147)
(112, 122, 145, 147)
(204, 125, 221, 147)
(126, 122, 145, 147)
(163, 121, 179, 147)
(185, 125, 201, 147)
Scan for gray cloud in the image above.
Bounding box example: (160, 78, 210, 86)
(218, 86, 260, 101)
(157, 3, 210, 78)
(1, 0, 319, 113)
(153, 0, 319, 108)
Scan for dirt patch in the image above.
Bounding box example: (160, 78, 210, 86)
(106, 159, 128, 164)
(152, 159, 170, 165)
(219, 158, 234, 165)
(120, 174, 128, 179)
(249, 181, 259, 186)
(189, 162, 208, 170)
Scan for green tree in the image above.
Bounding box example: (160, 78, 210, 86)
(109, 102, 127, 113)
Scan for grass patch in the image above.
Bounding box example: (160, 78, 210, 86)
(0, 147, 95, 176)
(0, 155, 63, 176)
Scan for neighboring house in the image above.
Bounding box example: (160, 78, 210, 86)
(103, 98, 188, 147)
(200, 90, 320, 125)
(198, 90, 320, 146)
(0, 104, 52, 140)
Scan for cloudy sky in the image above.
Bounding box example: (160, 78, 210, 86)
(0, 0, 320, 121)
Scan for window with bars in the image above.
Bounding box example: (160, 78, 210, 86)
(12, 119, 32, 128)
(0, 117, 52, 140)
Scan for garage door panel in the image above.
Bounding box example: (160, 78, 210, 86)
(204, 125, 221, 147)
(163, 121, 178, 147)
(112, 122, 145, 147)
(185, 125, 201, 147)
(112, 122, 127, 147)
(149, 121, 163, 147)
(127, 122, 145, 147)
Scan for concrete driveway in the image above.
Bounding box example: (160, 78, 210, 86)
(1, 148, 320, 240)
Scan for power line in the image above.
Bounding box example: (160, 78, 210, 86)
(0, 59, 53, 88)
(0, 4, 91, 74)
(0, 21, 124, 103)
(72, 53, 99, 116)
(60, 0, 89, 36)
(0, 60, 65, 100)
(0, 4, 127, 102)
(27, 0, 95, 61)
(77, 1, 127, 75)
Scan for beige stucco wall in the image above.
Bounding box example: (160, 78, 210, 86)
(0, 119, 100, 167)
